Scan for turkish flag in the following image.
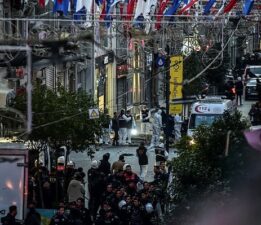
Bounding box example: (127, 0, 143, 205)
(223, 0, 237, 14)
(155, 0, 168, 30)
(126, 0, 136, 21)
(178, 0, 198, 15)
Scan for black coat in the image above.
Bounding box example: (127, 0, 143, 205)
(24, 209, 41, 225)
(49, 214, 69, 225)
(1, 214, 20, 225)
(235, 81, 243, 95)
(99, 154, 111, 176)
(136, 147, 148, 165)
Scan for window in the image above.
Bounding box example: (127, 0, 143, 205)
(247, 67, 261, 78)
(189, 114, 221, 129)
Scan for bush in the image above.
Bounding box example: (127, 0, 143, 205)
(170, 110, 250, 203)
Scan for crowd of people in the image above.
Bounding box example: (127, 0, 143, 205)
(85, 154, 170, 225)
(22, 141, 171, 225)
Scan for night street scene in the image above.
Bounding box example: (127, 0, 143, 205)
(0, 1, 261, 225)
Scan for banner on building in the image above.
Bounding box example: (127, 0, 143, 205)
(169, 56, 183, 115)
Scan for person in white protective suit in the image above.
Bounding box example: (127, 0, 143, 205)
(174, 114, 182, 142)
(150, 109, 162, 148)
(118, 109, 131, 145)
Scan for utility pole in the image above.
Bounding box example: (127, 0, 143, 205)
(165, 56, 171, 152)
(0, 0, 3, 40)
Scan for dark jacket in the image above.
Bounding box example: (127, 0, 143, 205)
(79, 207, 92, 225)
(130, 206, 145, 225)
(49, 214, 69, 225)
(88, 168, 105, 195)
(99, 153, 111, 176)
(136, 147, 148, 165)
(111, 117, 119, 131)
(68, 208, 83, 225)
(1, 214, 19, 225)
(235, 81, 243, 95)
(155, 147, 166, 163)
(24, 209, 41, 225)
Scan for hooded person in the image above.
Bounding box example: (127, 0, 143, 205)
(67, 172, 85, 203)
(99, 153, 111, 176)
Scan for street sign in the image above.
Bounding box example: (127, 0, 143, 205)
(89, 108, 99, 119)
(156, 56, 165, 67)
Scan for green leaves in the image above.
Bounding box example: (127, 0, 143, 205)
(13, 84, 106, 154)
(171, 110, 250, 203)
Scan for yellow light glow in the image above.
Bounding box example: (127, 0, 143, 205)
(6, 180, 14, 190)
(0, 137, 17, 143)
(189, 139, 196, 145)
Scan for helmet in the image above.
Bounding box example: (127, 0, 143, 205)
(158, 143, 164, 148)
(123, 164, 131, 171)
(145, 203, 154, 213)
(67, 161, 74, 167)
(57, 156, 65, 164)
(118, 200, 126, 209)
(91, 160, 99, 169)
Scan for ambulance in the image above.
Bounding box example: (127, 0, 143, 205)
(187, 97, 236, 137)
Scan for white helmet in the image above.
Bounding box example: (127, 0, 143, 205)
(67, 161, 74, 167)
(57, 156, 65, 164)
(123, 164, 131, 171)
(158, 143, 164, 148)
(91, 160, 99, 169)
(145, 203, 154, 213)
(118, 200, 126, 209)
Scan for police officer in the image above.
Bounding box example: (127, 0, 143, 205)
(49, 206, 69, 225)
(118, 110, 131, 145)
(76, 198, 92, 225)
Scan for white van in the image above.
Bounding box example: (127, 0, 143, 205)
(244, 65, 261, 81)
(187, 97, 236, 136)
